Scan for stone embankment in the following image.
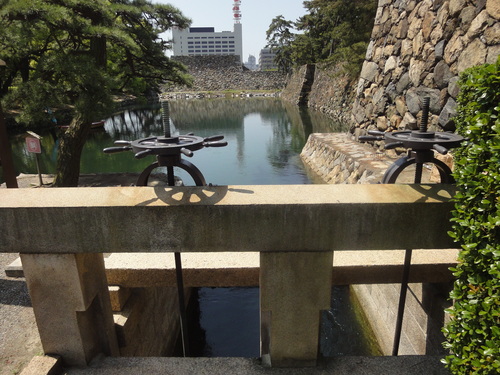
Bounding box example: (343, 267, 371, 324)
(281, 63, 356, 126)
(352, 0, 500, 137)
(300, 133, 391, 184)
(164, 56, 286, 94)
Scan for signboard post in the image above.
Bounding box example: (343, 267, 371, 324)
(25, 131, 43, 186)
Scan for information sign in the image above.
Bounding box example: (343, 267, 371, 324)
(26, 137, 42, 154)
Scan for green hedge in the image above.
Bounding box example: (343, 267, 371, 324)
(442, 57, 500, 374)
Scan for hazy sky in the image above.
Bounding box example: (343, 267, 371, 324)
(153, 0, 307, 61)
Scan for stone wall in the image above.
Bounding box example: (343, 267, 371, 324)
(352, 0, 500, 136)
(281, 63, 356, 125)
(280, 64, 315, 106)
(166, 56, 286, 92)
(300, 133, 390, 184)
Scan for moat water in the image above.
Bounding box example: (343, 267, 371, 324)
(5, 98, 380, 357)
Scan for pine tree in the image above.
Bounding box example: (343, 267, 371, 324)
(0, 0, 191, 186)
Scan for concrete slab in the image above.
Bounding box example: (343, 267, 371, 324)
(104, 249, 457, 287)
(62, 356, 451, 374)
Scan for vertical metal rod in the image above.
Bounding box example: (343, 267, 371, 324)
(414, 163, 423, 184)
(162, 100, 171, 138)
(420, 97, 430, 133)
(392, 249, 413, 356)
(161, 99, 190, 357)
(392, 96, 431, 355)
(175, 252, 190, 357)
(167, 166, 175, 186)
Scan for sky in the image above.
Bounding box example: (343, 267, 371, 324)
(153, 0, 307, 61)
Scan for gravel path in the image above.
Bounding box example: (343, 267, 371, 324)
(0, 253, 42, 375)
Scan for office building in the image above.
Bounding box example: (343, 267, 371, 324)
(259, 48, 277, 71)
(172, 0, 243, 62)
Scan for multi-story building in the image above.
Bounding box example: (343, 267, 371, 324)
(172, 24, 243, 62)
(172, 0, 244, 63)
(244, 54, 257, 70)
(258, 48, 277, 71)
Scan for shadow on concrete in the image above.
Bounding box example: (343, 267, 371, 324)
(135, 185, 254, 207)
(0, 278, 32, 307)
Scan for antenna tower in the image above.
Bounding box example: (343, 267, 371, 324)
(233, 0, 241, 23)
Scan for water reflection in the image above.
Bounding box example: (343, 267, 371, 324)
(3, 98, 347, 185)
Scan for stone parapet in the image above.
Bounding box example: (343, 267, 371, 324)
(0, 184, 457, 254)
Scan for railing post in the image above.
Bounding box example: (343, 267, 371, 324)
(20, 253, 119, 366)
(260, 251, 333, 367)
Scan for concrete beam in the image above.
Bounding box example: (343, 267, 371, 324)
(102, 250, 458, 287)
(0, 184, 456, 253)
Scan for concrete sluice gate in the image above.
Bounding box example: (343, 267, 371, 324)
(1, 183, 457, 373)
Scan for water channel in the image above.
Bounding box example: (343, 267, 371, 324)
(4, 98, 380, 357)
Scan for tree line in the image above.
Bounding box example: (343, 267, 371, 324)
(266, 0, 377, 76)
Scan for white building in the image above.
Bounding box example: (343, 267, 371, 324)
(259, 48, 277, 71)
(244, 55, 257, 70)
(172, 24, 243, 62)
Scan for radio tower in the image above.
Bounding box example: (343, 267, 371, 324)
(233, 0, 241, 23)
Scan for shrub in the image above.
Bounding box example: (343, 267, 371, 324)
(442, 57, 500, 374)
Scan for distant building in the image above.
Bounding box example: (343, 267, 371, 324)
(244, 54, 257, 70)
(172, 24, 243, 62)
(259, 48, 277, 71)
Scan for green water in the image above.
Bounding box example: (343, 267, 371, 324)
(3, 98, 346, 185)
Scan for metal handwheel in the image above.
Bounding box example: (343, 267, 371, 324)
(359, 97, 465, 355)
(103, 101, 227, 357)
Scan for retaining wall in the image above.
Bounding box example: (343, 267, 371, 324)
(166, 56, 286, 92)
(281, 63, 356, 126)
(352, 0, 500, 136)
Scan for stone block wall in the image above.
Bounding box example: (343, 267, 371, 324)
(280, 64, 316, 106)
(281, 63, 356, 125)
(300, 133, 390, 184)
(307, 64, 357, 126)
(352, 0, 500, 135)
(166, 56, 286, 92)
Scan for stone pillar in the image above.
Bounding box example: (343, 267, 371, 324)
(20, 253, 119, 366)
(260, 251, 333, 367)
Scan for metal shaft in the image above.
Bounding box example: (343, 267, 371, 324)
(162, 100, 171, 138)
(175, 251, 190, 357)
(392, 249, 413, 356)
(392, 96, 431, 355)
(420, 97, 430, 133)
